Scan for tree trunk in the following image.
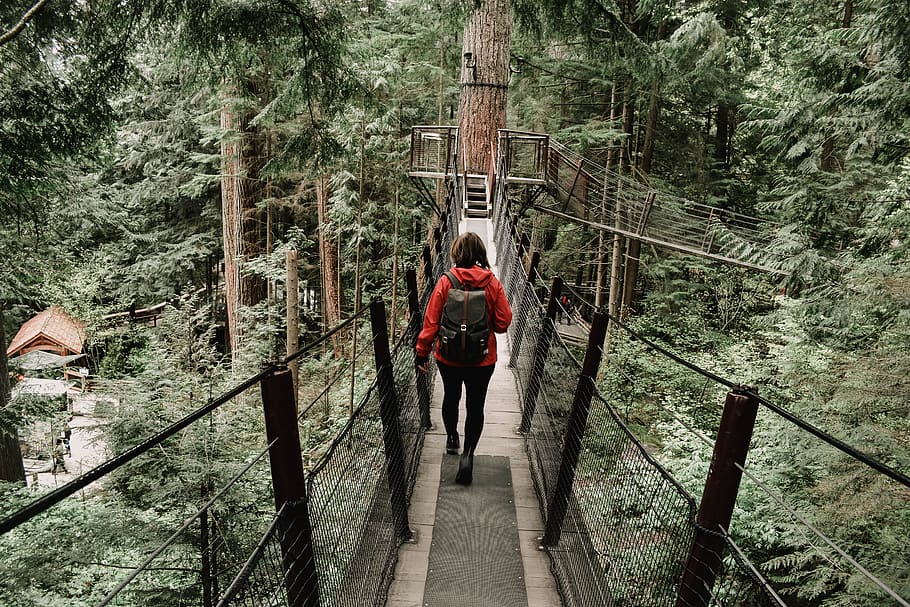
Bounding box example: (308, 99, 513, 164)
(821, 0, 854, 173)
(600, 80, 621, 318)
(221, 104, 243, 355)
(286, 249, 299, 411)
(0, 304, 25, 483)
(220, 99, 268, 357)
(457, 0, 512, 174)
(316, 175, 342, 356)
(618, 80, 637, 319)
(621, 58, 662, 319)
(390, 186, 400, 337)
(714, 102, 730, 178)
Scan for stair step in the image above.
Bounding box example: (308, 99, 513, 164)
(462, 174, 488, 217)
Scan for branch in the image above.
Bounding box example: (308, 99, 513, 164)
(0, 0, 50, 47)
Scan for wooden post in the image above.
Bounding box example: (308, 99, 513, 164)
(286, 249, 299, 411)
(519, 277, 562, 432)
(422, 244, 433, 284)
(509, 251, 541, 366)
(675, 389, 759, 607)
(542, 311, 609, 546)
(527, 251, 541, 287)
(369, 300, 412, 540)
(406, 269, 432, 429)
(433, 225, 444, 277)
(260, 366, 319, 607)
(406, 268, 420, 324)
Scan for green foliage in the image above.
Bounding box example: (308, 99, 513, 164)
(2, 0, 910, 604)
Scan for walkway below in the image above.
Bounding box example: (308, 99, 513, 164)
(385, 218, 562, 607)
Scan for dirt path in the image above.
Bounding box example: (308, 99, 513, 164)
(23, 393, 110, 489)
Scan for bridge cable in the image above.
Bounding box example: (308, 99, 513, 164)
(595, 306, 910, 491)
(1, 312, 368, 536)
(0, 366, 274, 535)
(96, 438, 278, 607)
(659, 386, 906, 604)
(733, 462, 910, 607)
(560, 283, 910, 603)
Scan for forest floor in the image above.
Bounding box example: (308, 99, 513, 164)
(23, 392, 112, 490)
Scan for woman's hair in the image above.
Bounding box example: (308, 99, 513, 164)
(450, 232, 490, 269)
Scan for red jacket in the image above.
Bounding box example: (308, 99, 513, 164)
(416, 266, 513, 366)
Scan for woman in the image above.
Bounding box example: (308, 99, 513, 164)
(415, 232, 512, 485)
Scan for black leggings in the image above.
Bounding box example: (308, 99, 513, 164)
(437, 361, 496, 454)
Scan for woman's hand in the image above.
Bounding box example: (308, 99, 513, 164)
(415, 354, 429, 375)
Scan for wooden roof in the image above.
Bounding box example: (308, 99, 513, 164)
(6, 307, 85, 357)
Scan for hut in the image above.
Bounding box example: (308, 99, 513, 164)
(6, 307, 85, 358)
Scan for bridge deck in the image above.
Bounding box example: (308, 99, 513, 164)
(385, 218, 562, 607)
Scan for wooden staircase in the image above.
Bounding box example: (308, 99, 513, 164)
(463, 174, 489, 218)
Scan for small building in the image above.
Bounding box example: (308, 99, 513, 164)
(6, 306, 85, 357)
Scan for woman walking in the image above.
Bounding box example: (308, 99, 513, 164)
(415, 232, 512, 485)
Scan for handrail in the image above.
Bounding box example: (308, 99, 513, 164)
(0, 311, 368, 536)
(600, 308, 910, 491)
(0, 368, 271, 535)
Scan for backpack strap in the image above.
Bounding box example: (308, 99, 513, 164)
(444, 270, 464, 290)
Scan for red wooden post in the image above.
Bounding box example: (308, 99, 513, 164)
(542, 311, 609, 545)
(519, 277, 563, 432)
(260, 366, 320, 607)
(370, 299, 412, 540)
(675, 389, 759, 607)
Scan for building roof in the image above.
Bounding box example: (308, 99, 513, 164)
(6, 307, 86, 357)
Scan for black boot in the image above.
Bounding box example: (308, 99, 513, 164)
(455, 451, 474, 485)
(445, 434, 460, 455)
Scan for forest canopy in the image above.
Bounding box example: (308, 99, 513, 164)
(1, 0, 908, 605)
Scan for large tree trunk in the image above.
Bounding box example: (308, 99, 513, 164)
(220, 101, 268, 356)
(618, 80, 638, 319)
(714, 102, 730, 178)
(317, 175, 342, 356)
(457, 0, 512, 174)
(221, 104, 243, 355)
(0, 304, 25, 483)
(621, 26, 664, 319)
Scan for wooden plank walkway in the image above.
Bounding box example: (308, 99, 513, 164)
(385, 218, 562, 607)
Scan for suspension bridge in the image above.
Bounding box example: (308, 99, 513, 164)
(1, 128, 908, 607)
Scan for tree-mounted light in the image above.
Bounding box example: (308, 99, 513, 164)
(463, 52, 477, 81)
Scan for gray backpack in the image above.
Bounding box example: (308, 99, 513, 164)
(437, 271, 490, 363)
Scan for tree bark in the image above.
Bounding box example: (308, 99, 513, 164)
(220, 95, 269, 356)
(457, 0, 512, 174)
(316, 175, 342, 356)
(618, 79, 637, 319)
(621, 30, 663, 319)
(221, 104, 243, 355)
(821, 0, 854, 173)
(714, 102, 730, 177)
(0, 304, 25, 483)
(599, 80, 621, 317)
(286, 249, 299, 411)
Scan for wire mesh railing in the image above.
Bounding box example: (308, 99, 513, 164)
(215, 500, 319, 607)
(214, 161, 463, 607)
(304, 382, 402, 606)
(212, 297, 443, 607)
(495, 130, 787, 275)
(408, 126, 457, 177)
(492, 192, 789, 606)
(0, 264, 445, 607)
